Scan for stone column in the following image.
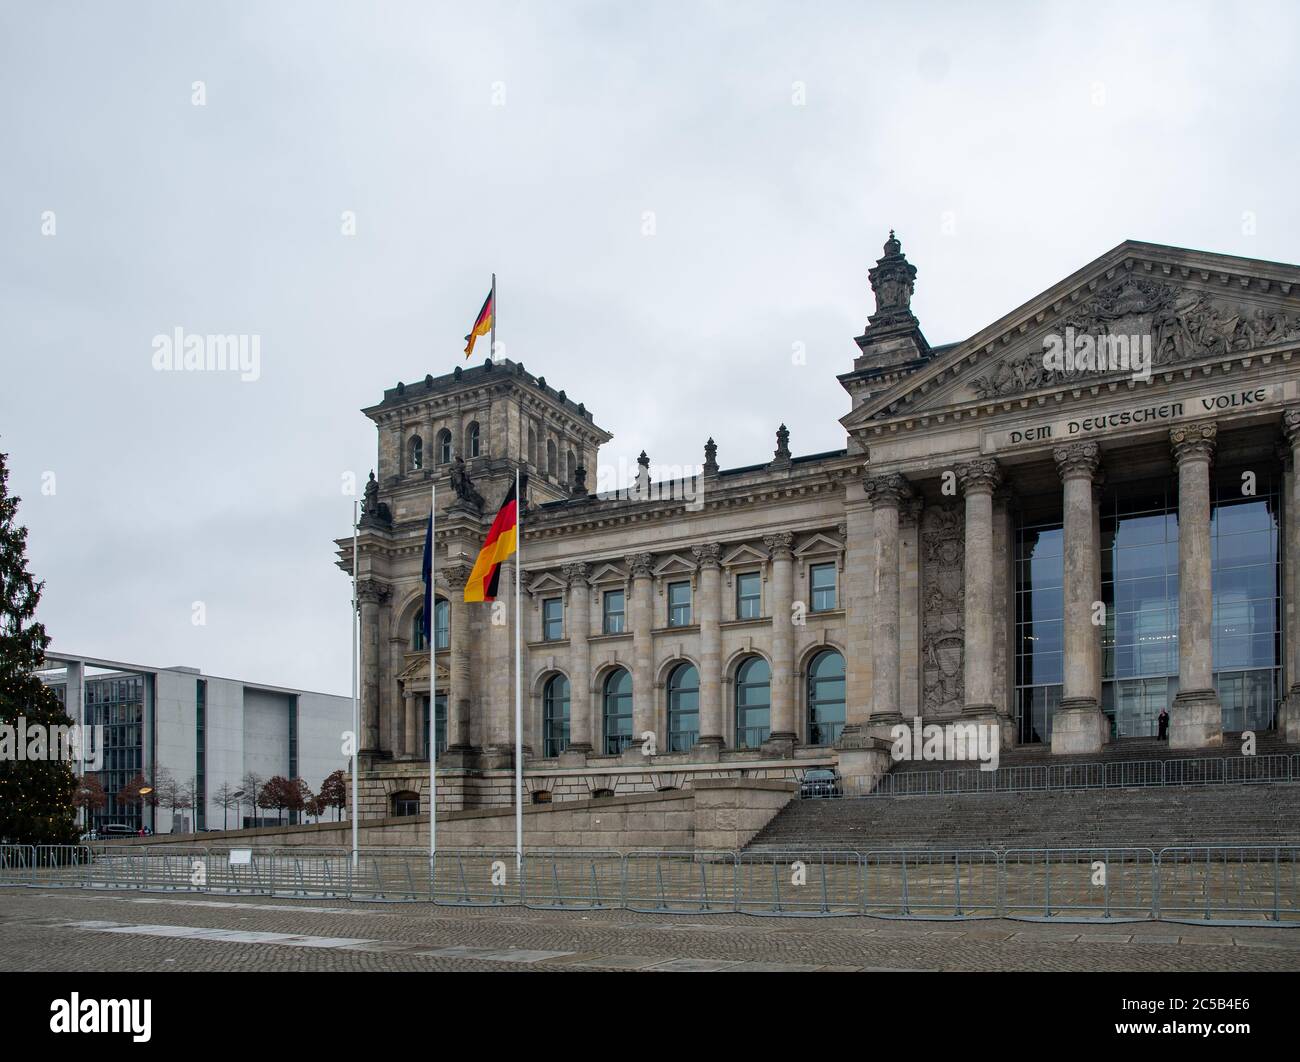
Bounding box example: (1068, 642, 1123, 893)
(864, 472, 911, 730)
(1170, 422, 1223, 748)
(563, 562, 593, 759)
(992, 488, 1015, 746)
(958, 459, 1002, 734)
(839, 490, 874, 742)
(1282, 413, 1300, 741)
(444, 562, 475, 757)
(626, 552, 655, 756)
(898, 501, 923, 721)
(1051, 443, 1107, 755)
(764, 531, 796, 754)
(357, 579, 390, 754)
(692, 543, 724, 754)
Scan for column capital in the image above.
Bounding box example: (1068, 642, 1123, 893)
(862, 471, 912, 508)
(356, 579, 391, 605)
(763, 531, 794, 559)
(1053, 441, 1101, 481)
(956, 458, 1002, 495)
(899, 496, 924, 527)
(1282, 407, 1300, 443)
(562, 562, 591, 588)
(691, 542, 723, 569)
(442, 562, 475, 592)
(624, 552, 654, 579)
(1170, 421, 1217, 463)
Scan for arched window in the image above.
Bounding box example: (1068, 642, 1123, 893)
(391, 790, 420, 817)
(735, 656, 771, 749)
(409, 435, 423, 471)
(667, 663, 699, 752)
(434, 599, 450, 651)
(543, 674, 570, 757)
(467, 422, 481, 458)
(602, 668, 633, 755)
(567, 451, 578, 484)
(412, 608, 425, 651)
(437, 429, 452, 465)
(528, 426, 538, 467)
(546, 439, 557, 477)
(807, 649, 846, 746)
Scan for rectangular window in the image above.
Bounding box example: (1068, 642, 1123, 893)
(542, 597, 564, 641)
(668, 580, 692, 627)
(195, 680, 206, 831)
(810, 563, 837, 612)
(736, 572, 761, 619)
(603, 589, 625, 634)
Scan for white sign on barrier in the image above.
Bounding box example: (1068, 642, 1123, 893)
(228, 850, 252, 866)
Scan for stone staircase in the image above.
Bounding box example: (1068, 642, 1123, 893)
(747, 734, 1300, 852)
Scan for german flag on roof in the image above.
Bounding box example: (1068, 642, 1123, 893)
(464, 482, 517, 602)
(463, 286, 494, 359)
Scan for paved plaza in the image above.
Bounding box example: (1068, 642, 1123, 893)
(1, 887, 1298, 972)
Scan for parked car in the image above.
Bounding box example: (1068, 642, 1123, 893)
(100, 824, 137, 837)
(800, 768, 843, 799)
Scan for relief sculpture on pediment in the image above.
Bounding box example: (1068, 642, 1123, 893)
(921, 504, 965, 718)
(969, 275, 1300, 399)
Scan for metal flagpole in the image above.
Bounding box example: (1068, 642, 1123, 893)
(436, 480, 441, 863)
(351, 500, 359, 870)
(514, 464, 523, 869)
(490, 273, 497, 359)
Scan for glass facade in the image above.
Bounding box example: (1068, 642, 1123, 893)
(195, 680, 206, 831)
(87, 675, 145, 831)
(1015, 470, 1281, 743)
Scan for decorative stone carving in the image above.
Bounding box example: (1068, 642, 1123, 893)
(562, 562, 591, 588)
(356, 579, 391, 605)
(448, 453, 484, 512)
(862, 471, 912, 507)
(763, 532, 794, 558)
(899, 496, 924, 527)
(1283, 407, 1300, 442)
(1053, 441, 1101, 480)
(703, 437, 718, 475)
(868, 230, 918, 328)
(571, 464, 588, 498)
(970, 274, 1300, 399)
(1170, 421, 1217, 463)
(360, 470, 392, 527)
(956, 458, 1002, 495)
(625, 552, 654, 579)
(442, 562, 474, 592)
(691, 542, 722, 569)
(921, 504, 965, 718)
(772, 424, 791, 465)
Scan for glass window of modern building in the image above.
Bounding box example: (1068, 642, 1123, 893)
(807, 649, 846, 745)
(667, 663, 699, 751)
(543, 674, 570, 757)
(810, 563, 837, 612)
(603, 589, 625, 634)
(602, 668, 633, 754)
(735, 655, 771, 748)
(667, 581, 692, 627)
(87, 675, 145, 831)
(736, 571, 761, 620)
(542, 597, 564, 641)
(1015, 518, 1064, 744)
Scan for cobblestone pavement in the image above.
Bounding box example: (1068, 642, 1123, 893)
(1, 888, 1298, 971)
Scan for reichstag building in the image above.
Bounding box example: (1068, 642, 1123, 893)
(339, 234, 1300, 816)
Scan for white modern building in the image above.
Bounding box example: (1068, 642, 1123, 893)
(38, 652, 351, 834)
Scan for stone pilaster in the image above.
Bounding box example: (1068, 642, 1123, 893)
(839, 489, 874, 744)
(1051, 443, 1107, 755)
(864, 472, 911, 732)
(626, 552, 655, 756)
(356, 579, 390, 756)
(484, 559, 518, 763)
(1170, 422, 1223, 749)
(958, 459, 1002, 737)
(1282, 411, 1300, 742)
(443, 562, 476, 761)
(403, 692, 419, 759)
(763, 531, 796, 756)
(563, 562, 593, 760)
(692, 542, 724, 752)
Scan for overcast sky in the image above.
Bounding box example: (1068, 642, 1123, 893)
(3, 0, 1298, 696)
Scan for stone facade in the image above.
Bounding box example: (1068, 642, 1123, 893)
(339, 235, 1300, 819)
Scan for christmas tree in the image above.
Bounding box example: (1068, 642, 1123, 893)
(0, 449, 78, 845)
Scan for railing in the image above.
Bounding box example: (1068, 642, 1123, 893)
(8, 843, 1298, 924)
(828, 752, 1298, 799)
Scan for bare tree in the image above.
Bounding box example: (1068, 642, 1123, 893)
(211, 782, 241, 831)
(241, 772, 265, 829)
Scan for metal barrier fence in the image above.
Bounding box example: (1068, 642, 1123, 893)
(851, 753, 1297, 799)
(4, 843, 1298, 924)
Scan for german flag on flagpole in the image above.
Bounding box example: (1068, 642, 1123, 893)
(463, 276, 495, 359)
(464, 481, 518, 602)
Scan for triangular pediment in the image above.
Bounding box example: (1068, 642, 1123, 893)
(526, 572, 567, 597)
(653, 553, 697, 578)
(843, 241, 1300, 430)
(721, 543, 768, 568)
(794, 532, 844, 558)
(588, 562, 626, 586)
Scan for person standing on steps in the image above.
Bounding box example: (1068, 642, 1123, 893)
(1157, 707, 1170, 740)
